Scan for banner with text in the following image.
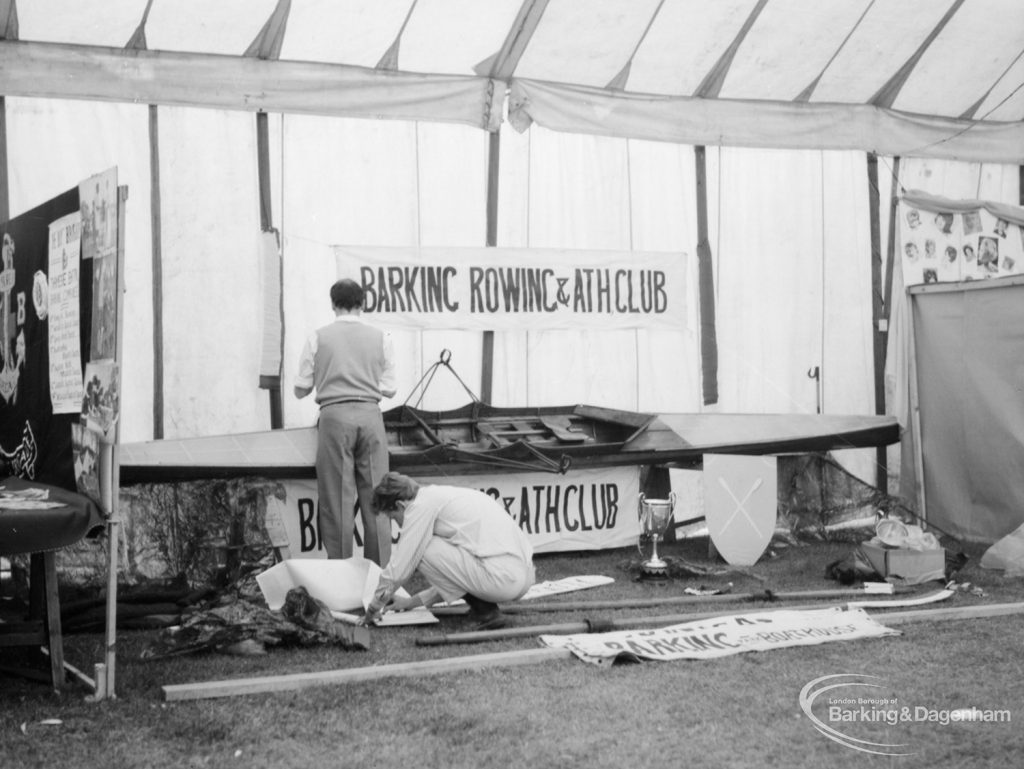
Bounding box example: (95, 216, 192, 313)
(333, 246, 687, 331)
(273, 466, 641, 558)
(541, 608, 900, 665)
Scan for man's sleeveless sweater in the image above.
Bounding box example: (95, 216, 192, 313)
(313, 320, 385, 405)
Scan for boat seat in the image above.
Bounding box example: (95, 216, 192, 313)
(477, 421, 548, 447)
(539, 416, 588, 443)
(478, 417, 593, 446)
(475, 422, 506, 447)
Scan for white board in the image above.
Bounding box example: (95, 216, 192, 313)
(703, 454, 777, 566)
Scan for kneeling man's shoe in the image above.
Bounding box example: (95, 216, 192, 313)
(475, 610, 508, 631)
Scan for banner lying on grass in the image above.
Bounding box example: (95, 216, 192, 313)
(333, 245, 687, 331)
(540, 608, 899, 665)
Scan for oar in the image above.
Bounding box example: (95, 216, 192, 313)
(416, 602, 845, 646)
(430, 584, 901, 616)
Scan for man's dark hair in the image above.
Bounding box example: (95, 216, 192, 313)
(330, 279, 364, 311)
(372, 472, 420, 513)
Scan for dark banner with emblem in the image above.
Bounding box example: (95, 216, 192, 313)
(0, 186, 93, 490)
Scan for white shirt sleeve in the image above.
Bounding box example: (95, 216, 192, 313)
(294, 332, 318, 390)
(379, 331, 397, 398)
(373, 495, 436, 603)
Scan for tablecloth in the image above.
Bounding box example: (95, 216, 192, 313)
(0, 476, 105, 556)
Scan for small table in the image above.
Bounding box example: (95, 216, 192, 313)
(0, 477, 105, 691)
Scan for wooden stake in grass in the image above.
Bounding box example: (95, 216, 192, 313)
(161, 649, 571, 702)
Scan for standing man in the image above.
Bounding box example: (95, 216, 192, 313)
(294, 278, 396, 565)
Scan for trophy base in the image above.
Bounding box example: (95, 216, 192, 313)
(638, 560, 670, 581)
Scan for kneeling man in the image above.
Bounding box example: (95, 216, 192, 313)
(362, 472, 535, 630)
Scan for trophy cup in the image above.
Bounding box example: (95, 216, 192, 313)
(637, 492, 676, 579)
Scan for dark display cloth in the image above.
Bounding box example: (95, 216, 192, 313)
(0, 476, 105, 556)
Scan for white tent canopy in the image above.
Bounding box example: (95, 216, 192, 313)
(2, 0, 1022, 490)
(3, 0, 1023, 160)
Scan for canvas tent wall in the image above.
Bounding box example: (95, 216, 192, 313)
(2, 0, 1023, 493)
(883, 191, 1024, 544)
(905, 277, 1024, 544)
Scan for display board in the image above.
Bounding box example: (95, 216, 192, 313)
(898, 190, 1024, 286)
(0, 168, 121, 502)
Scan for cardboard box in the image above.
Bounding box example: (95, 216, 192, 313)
(861, 542, 946, 583)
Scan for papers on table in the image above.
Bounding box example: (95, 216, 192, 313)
(0, 486, 63, 510)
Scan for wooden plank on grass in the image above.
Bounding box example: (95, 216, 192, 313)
(162, 648, 571, 702)
(875, 602, 1024, 625)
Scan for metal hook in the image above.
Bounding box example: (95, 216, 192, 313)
(403, 349, 481, 408)
(807, 366, 821, 414)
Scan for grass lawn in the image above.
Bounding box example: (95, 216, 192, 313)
(2, 536, 1023, 769)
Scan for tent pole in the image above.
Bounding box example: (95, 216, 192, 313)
(881, 157, 901, 331)
(256, 111, 284, 428)
(905, 287, 927, 524)
(480, 129, 500, 404)
(100, 442, 118, 698)
(0, 96, 8, 221)
(97, 183, 130, 699)
(257, 112, 274, 231)
(881, 156, 901, 494)
(694, 146, 718, 405)
(148, 105, 165, 439)
(867, 154, 887, 487)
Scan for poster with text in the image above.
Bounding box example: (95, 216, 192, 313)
(47, 212, 84, 414)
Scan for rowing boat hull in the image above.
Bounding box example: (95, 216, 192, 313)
(118, 406, 899, 484)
